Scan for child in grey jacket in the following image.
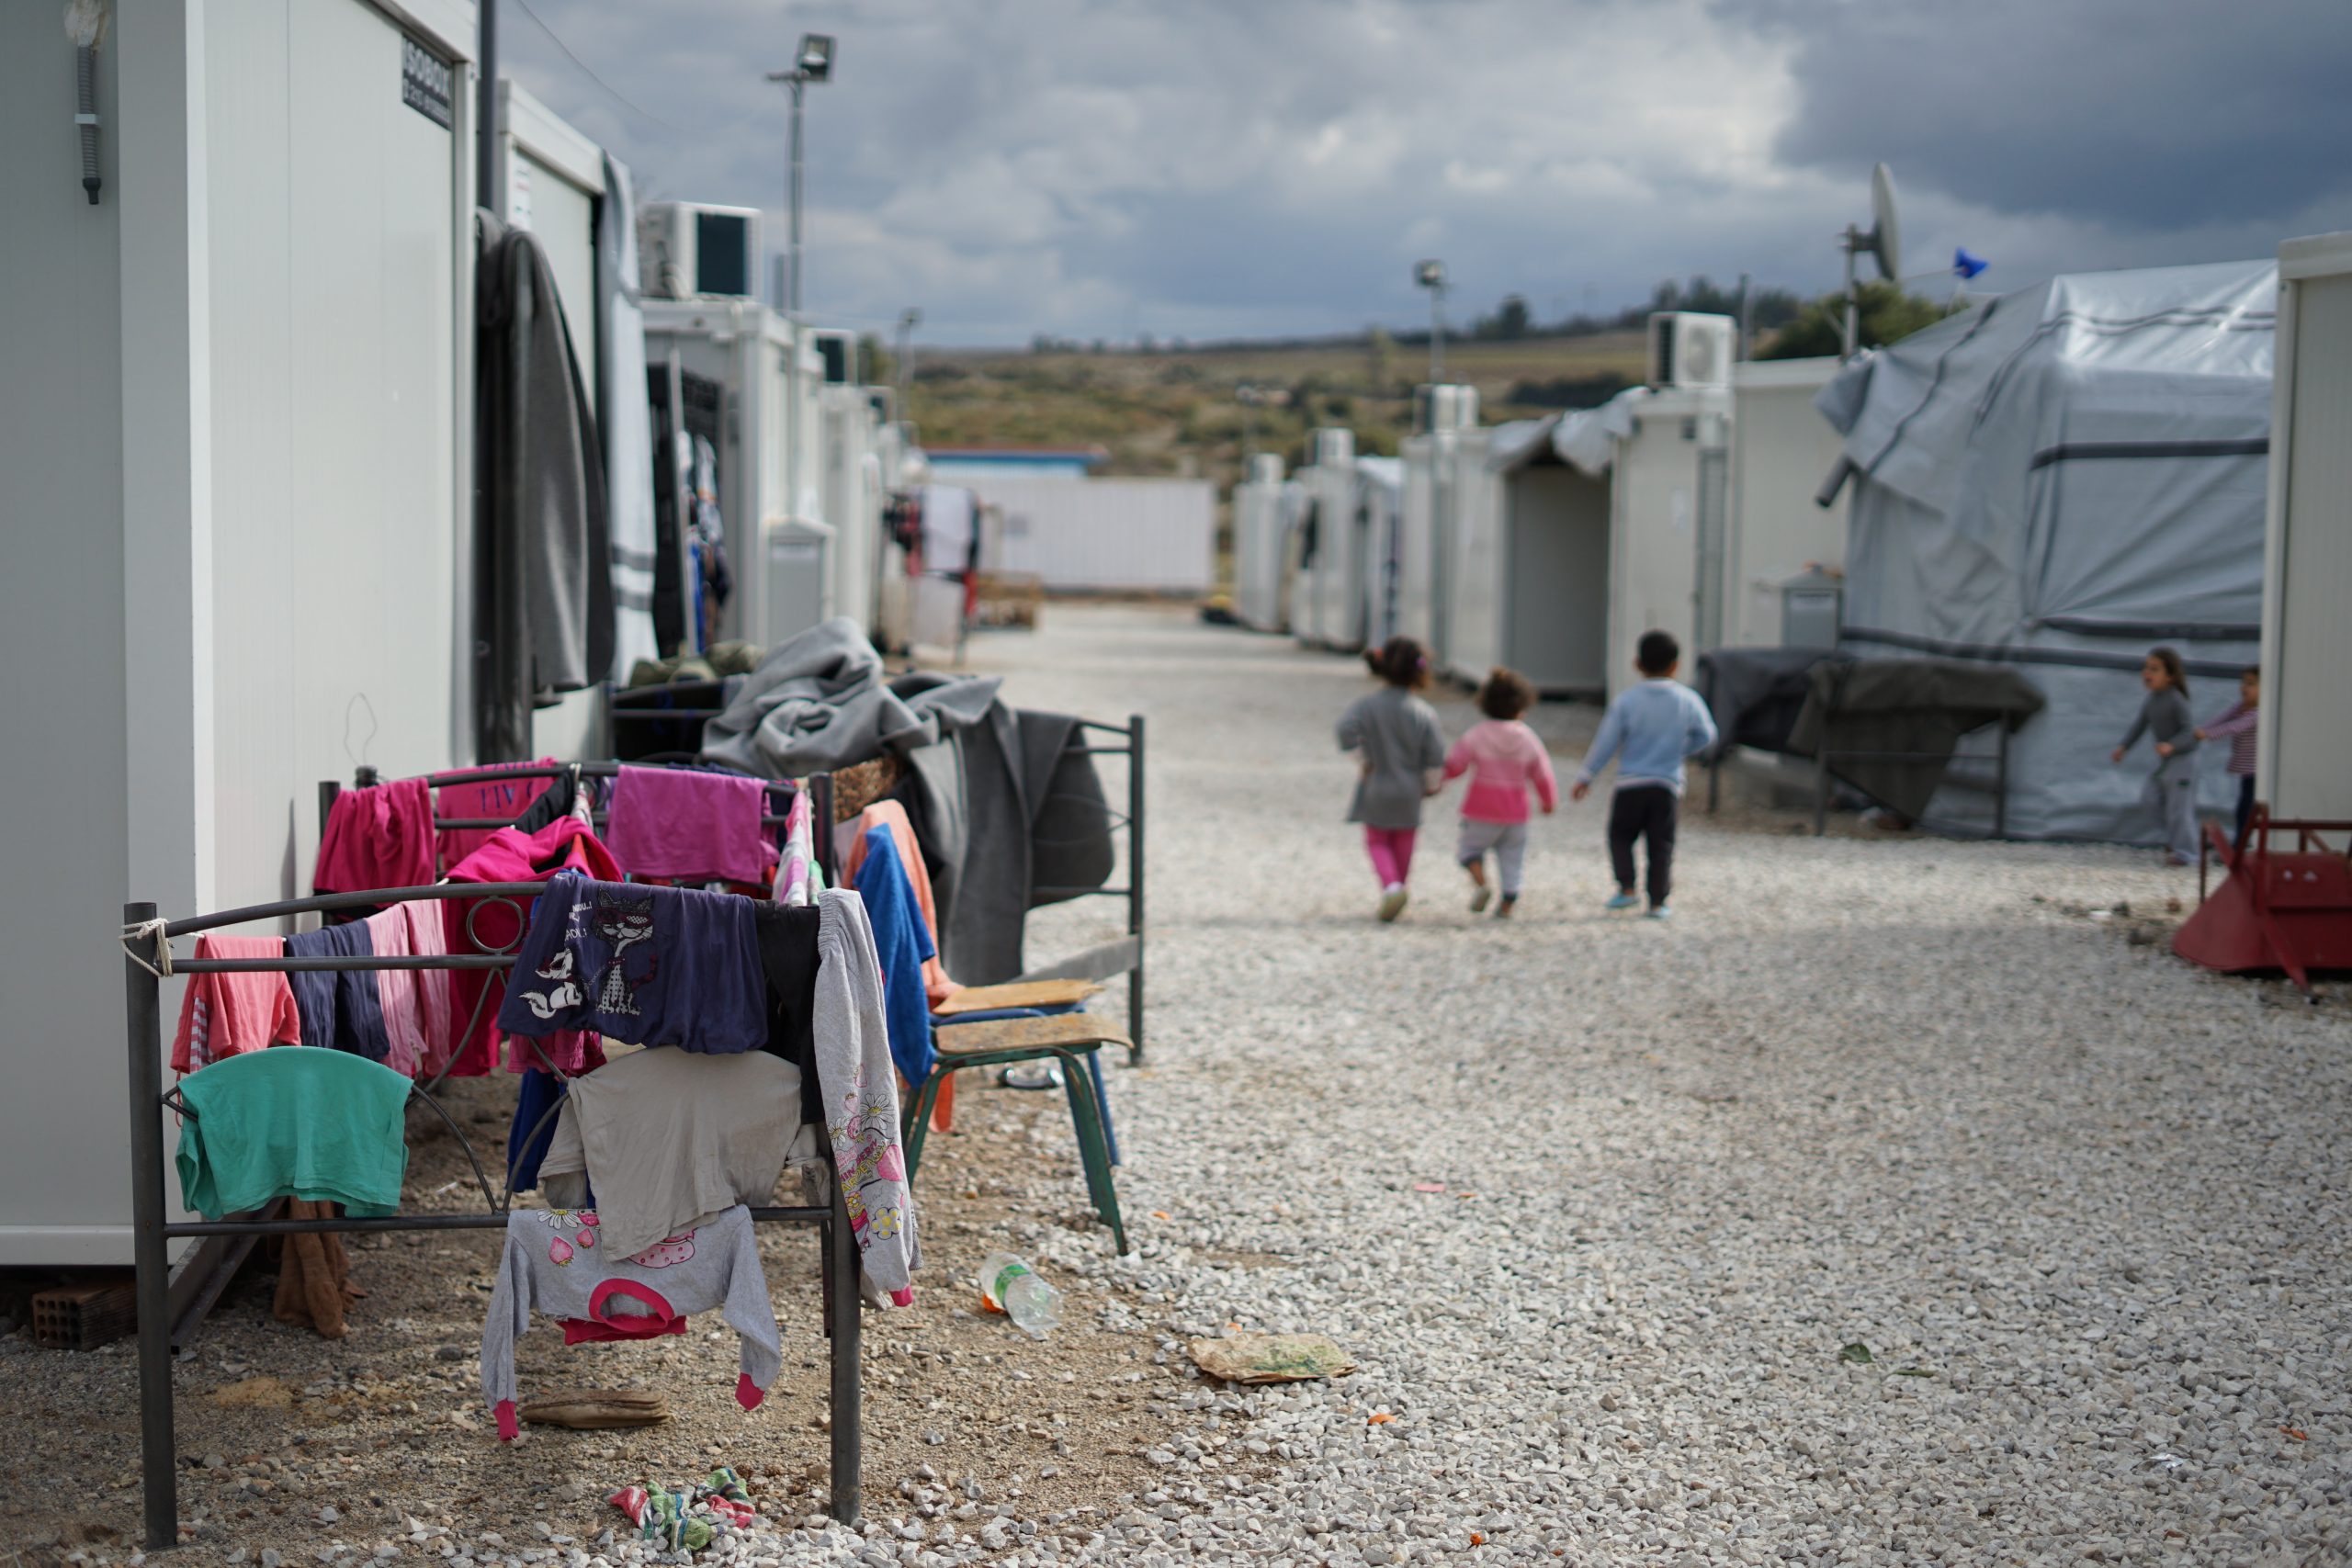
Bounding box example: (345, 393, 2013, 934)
(1338, 637, 1448, 922)
(2112, 646, 2201, 864)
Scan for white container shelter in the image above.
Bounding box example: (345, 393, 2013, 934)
(1437, 384, 1728, 697)
(1231, 454, 1295, 631)
(970, 476, 1216, 593)
(1725, 357, 1849, 648)
(641, 298, 833, 649)
(1395, 386, 1480, 663)
(1355, 457, 1406, 647)
(1, 0, 480, 1266)
(820, 384, 889, 637)
(2260, 231, 2352, 819)
(1294, 429, 1366, 649)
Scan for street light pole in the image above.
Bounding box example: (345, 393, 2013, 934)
(895, 307, 922, 423)
(1414, 259, 1448, 385)
(765, 34, 834, 319)
(787, 75, 805, 314)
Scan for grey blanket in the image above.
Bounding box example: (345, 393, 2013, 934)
(1788, 658, 2045, 821)
(699, 617, 1001, 777)
(894, 704, 1114, 984)
(475, 213, 611, 761)
(1696, 647, 1837, 762)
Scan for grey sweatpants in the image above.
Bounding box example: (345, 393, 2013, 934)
(2146, 755, 2199, 862)
(1456, 818, 1530, 897)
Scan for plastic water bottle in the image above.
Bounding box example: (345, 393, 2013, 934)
(977, 1252, 1062, 1337)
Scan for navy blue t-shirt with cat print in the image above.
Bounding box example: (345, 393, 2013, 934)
(495, 874, 767, 1055)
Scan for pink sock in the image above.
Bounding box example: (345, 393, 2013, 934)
(494, 1399, 519, 1442)
(736, 1372, 763, 1412)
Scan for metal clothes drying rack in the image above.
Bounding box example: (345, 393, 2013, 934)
(123, 778, 865, 1553)
(592, 715, 1150, 1065)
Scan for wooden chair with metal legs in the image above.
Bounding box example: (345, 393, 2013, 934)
(900, 1012, 1132, 1256)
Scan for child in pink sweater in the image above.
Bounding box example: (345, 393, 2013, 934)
(1442, 668, 1558, 918)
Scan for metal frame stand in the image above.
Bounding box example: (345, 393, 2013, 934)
(127, 778, 864, 1551)
(1813, 727, 2012, 838)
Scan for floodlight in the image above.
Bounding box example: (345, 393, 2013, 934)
(1414, 259, 1446, 291)
(798, 34, 834, 81)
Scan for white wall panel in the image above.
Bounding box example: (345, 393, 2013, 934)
(975, 477, 1215, 592)
(1728, 360, 1848, 646)
(0, 6, 133, 1261)
(2264, 249, 2352, 818)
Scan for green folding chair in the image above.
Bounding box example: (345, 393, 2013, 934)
(901, 1011, 1131, 1255)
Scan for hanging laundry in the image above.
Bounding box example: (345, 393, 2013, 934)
(850, 829, 938, 1089)
(834, 800, 958, 1005)
(772, 789, 817, 908)
(435, 758, 560, 869)
(169, 934, 301, 1074)
(476, 216, 613, 762)
(362, 906, 424, 1077)
(271, 1198, 363, 1339)
(506, 1066, 587, 1199)
(605, 766, 773, 887)
(438, 818, 621, 1077)
(535, 1048, 797, 1262)
(175, 1048, 411, 1220)
(481, 1204, 778, 1442)
(313, 777, 437, 896)
(752, 903, 823, 1120)
(497, 875, 766, 1055)
(285, 920, 389, 1061)
(811, 888, 918, 1304)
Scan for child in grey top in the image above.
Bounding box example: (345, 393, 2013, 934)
(1338, 637, 1447, 922)
(481, 1202, 779, 1441)
(2111, 646, 2201, 864)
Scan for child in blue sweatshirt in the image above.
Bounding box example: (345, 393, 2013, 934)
(1569, 631, 1719, 919)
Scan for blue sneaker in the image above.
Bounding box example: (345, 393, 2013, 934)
(1605, 892, 1640, 911)
(1645, 905, 1673, 921)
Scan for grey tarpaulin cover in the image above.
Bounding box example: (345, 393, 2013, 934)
(1788, 658, 2046, 824)
(1818, 259, 2273, 841)
(1696, 648, 1836, 761)
(699, 617, 1000, 777)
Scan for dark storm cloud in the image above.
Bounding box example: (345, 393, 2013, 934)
(1724, 0, 2352, 229)
(502, 0, 2350, 342)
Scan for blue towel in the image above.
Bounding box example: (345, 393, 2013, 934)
(854, 827, 937, 1086)
(284, 919, 388, 1062)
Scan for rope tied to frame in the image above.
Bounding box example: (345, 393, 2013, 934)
(121, 918, 174, 978)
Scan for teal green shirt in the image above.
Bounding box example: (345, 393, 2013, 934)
(175, 1047, 412, 1219)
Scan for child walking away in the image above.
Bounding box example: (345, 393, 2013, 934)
(2111, 647, 2201, 865)
(1338, 637, 1447, 922)
(1569, 631, 1718, 919)
(1443, 668, 1557, 918)
(2195, 665, 2260, 846)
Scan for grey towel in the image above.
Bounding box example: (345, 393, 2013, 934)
(699, 617, 1001, 777)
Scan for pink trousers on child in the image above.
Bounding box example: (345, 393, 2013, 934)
(1363, 826, 1418, 888)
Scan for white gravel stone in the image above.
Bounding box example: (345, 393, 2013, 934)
(951, 605, 2352, 1564)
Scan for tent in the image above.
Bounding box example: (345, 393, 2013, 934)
(1819, 259, 2275, 842)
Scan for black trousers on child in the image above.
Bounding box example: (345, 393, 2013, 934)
(1608, 784, 1679, 908)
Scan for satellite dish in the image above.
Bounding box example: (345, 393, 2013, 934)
(1869, 164, 1901, 280)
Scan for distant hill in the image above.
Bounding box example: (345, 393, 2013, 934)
(902, 333, 1651, 496)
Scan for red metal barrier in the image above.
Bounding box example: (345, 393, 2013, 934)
(2174, 807, 2352, 993)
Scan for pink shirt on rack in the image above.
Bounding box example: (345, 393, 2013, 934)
(1442, 719, 1559, 824)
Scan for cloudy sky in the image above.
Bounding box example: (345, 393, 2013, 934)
(503, 0, 2352, 346)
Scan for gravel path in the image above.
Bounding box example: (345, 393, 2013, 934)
(991, 605, 2352, 1566)
(11, 603, 2351, 1567)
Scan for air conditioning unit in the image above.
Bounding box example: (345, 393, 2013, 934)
(638, 202, 762, 300)
(1311, 428, 1354, 468)
(810, 329, 859, 385)
(1647, 311, 1735, 390)
(1413, 383, 1480, 433)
